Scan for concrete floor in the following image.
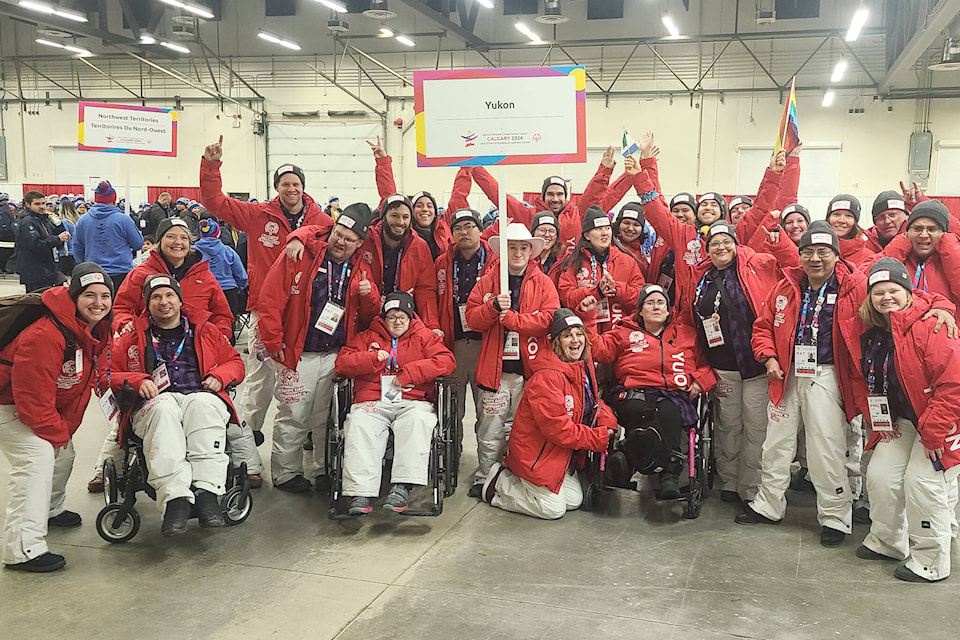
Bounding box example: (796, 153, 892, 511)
(0, 275, 956, 639)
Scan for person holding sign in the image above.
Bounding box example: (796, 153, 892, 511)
(840, 258, 960, 583)
(465, 223, 560, 498)
(557, 205, 644, 335)
(0, 263, 112, 572)
(690, 222, 779, 504)
(335, 292, 455, 514)
(200, 136, 334, 449)
(259, 204, 381, 493)
(435, 208, 499, 448)
(108, 274, 245, 537)
(480, 309, 615, 519)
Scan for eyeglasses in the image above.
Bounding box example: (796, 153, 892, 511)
(451, 223, 478, 234)
(384, 314, 409, 323)
(331, 229, 362, 245)
(643, 299, 668, 309)
(800, 248, 835, 259)
(708, 240, 735, 250)
(534, 227, 558, 237)
(907, 224, 943, 236)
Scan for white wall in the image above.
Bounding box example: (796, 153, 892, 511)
(3, 88, 960, 214)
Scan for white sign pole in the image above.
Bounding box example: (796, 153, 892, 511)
(499, 165, 508, 296)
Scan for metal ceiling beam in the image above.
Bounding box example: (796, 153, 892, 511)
(15, 58, 81, 98)
(118, 0, 142, 41)
(307, 63, 386, 118)
(393, 0, 491, 51)
(347, 45, 412, 85)
(645, 43, 691, 92)
(199, 43, 265, 101)
(737, 37, 780, 88)
(878, 0, 960, 94)
(692, 40, 732, 91)
(76, 56, 143, 100)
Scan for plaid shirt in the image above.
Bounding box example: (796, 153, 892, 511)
(695, 264, 765, 378)
(152, 319, 204, 394)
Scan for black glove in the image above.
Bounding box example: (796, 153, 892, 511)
(253, 430, 265, 447)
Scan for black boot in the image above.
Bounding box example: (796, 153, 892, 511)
(659, 467, 680, 500)
(604, 450, 631, 487)
(161, 497, 191, 537)
(195, 489, 225, 528)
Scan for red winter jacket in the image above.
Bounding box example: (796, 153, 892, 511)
(465, 265, 561, 391)
(874, 233, 960, 311)
(107, 306, 245, 443)
(557, 246, 644, 333)
(599, 157, 669, 213)
(334, 316, 455, 404)
(0, 287, 110, 448)
(733, 167, 784, 240)
(114, 250, 234, 340)
(257, 238, 381, 371)
(434, 240, 499, 350)
(751, 261, 866, 414)
(747, 222, 801, 272)
(773, 155, 801, 213)
(839, 291, 960, 469)
(473, 164, 609, 247)
(690, 246, 781, 318)
(374, 155, 471, 253)
(587, 315, 716, 393)
(633, 170, 704, 270)
(837, 235, 875, 267)
(503, 349, 614, 493)
(199, 157, 333, 310)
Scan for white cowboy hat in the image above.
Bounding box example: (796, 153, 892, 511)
(489, 222, 546, 256)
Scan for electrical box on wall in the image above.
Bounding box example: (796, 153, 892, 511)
(909, 131, 933, 187)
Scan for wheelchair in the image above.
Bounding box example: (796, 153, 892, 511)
(95, 385, 254, 543)
(582, 392, 715, 519)
(325, 376, 458, 519)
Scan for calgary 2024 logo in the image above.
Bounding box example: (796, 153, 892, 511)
(461, 131, 478, 148)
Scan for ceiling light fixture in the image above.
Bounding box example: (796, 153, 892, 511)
(395, 35, 415, 47)
(515, 22, 543, 45)
(822, 90, 835, 107)
(158, 0, 214, 20)
(20, 1, 88, 22)
(378, 27, 394, 37)
(476, 0, 494, 8)
(140, 34, 157, 44)
(36, 37, 91, 56)
(845, 7, 869, 42)
(313, 0, 348, 13)
(161, 40, 191, 54)
(258, 30, 302, 50)
(662, 15, 680, 38)
(831, 59, 847, 82)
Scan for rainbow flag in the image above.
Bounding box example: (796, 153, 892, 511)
(774, 77, 801, 155)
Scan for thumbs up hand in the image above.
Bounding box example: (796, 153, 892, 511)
(204, 135, 223, 162)
(358, 271, 372, 297)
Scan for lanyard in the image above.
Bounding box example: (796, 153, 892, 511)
(94, 343, 112, 396)
(866, 340, 891, 396)
(796, 282, 828, 346)
(385, 246, 404, 294)
(386, 337, 399, 372)
(326, 260, 351, 305)
(694, 273, 723, 319)
(453, 246, 485, 304)
(589, 253, 608, 286)
(151, 318, 189, 364)
(914, 261, 928, 293)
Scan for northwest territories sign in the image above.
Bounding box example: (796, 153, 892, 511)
(414, 66, 586, 167)
(78, 102, 178, 157)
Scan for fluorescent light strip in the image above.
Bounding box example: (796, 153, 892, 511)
(314, 0, 348, 13)
(395, 35, 415, 47)
(161, 41, 191, 54)
(515, 22, 543, 44)
(831, 60, 847, 82)
(379, 27, 394, 37)
(476, 0, 494, 8)
(822, 91, 835, 107)
(662, 15, 680, 38)
(258, 31, 302, 51)
(845, 7, 869, 42)
(20, 1, 55, 15)
(36, 38, 90, 56)
(140, 34, 157, 44)
(20, 1, 88, 22)
(158, 0, 214, 20)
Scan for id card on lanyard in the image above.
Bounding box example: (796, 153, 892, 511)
(794, 283, 827, 377)
(380, 338, 402, 402)
(591, 255, 611, 323)
(151, 319, 188, 392)
(503, 331, 521, 360)
(695, 277, 725, 348)
(316, 261, 350, 335)
(866, 348, 894, 432)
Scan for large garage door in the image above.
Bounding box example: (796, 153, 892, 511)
(267, 121, 384, 210)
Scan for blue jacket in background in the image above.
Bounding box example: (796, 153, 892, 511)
(74, 203, 143, 274)
(196, 236, 248, 291)
(62, 219, 76, 257)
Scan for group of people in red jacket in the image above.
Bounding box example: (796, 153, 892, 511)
(3, 129, 960, 587)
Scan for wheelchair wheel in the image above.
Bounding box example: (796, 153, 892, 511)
(582, 483, 601, 512)
(103, 458, 119, 506)
(96, 504, 140, 543)
(682, 498, 702, 520)
(222, 486, 253, 525)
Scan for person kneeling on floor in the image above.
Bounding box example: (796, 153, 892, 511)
(335, 292, 455, 514)
(109, 274, 246, 537)
(482, 309, 616, 520)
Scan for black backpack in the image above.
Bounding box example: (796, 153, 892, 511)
(0, 290, 76, 367)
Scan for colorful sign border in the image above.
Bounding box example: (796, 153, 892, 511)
(78, 101, 178, 157)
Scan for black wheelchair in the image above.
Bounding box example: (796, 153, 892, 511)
(582, 392, 715, 519)
(95, 385, 254, 543)
(325, 376, 458, 519)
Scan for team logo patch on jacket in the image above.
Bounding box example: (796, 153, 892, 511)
(259, 221, 280, 248)
(127, 345, 142, 372)
(437, 268, 446, 296)
(57, 359, 81, 389)
(774, 294, 788, 327)
(564, 394, 574, 418)
(629, 331, 649, 352)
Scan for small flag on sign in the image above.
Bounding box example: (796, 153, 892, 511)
(622, 130, 640, 158)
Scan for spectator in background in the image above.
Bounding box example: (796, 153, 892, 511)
(145, 191, 173, 238)
(196, 218, 247, 320)
(133, 235, 155, 267)
(0, 199, 18, 274)
(73, 181, 143, 291)
(174, 197, 189, 215)
(325, 196, 341, 219)
(16, 191, 69, 292)
(57, 198, 80, 277)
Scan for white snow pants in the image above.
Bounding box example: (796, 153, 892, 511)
(713, 370, 769, 500)
(474, 373, 525, 484)
(242, 310, 277, 432)
(491, 468, 583, 520)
